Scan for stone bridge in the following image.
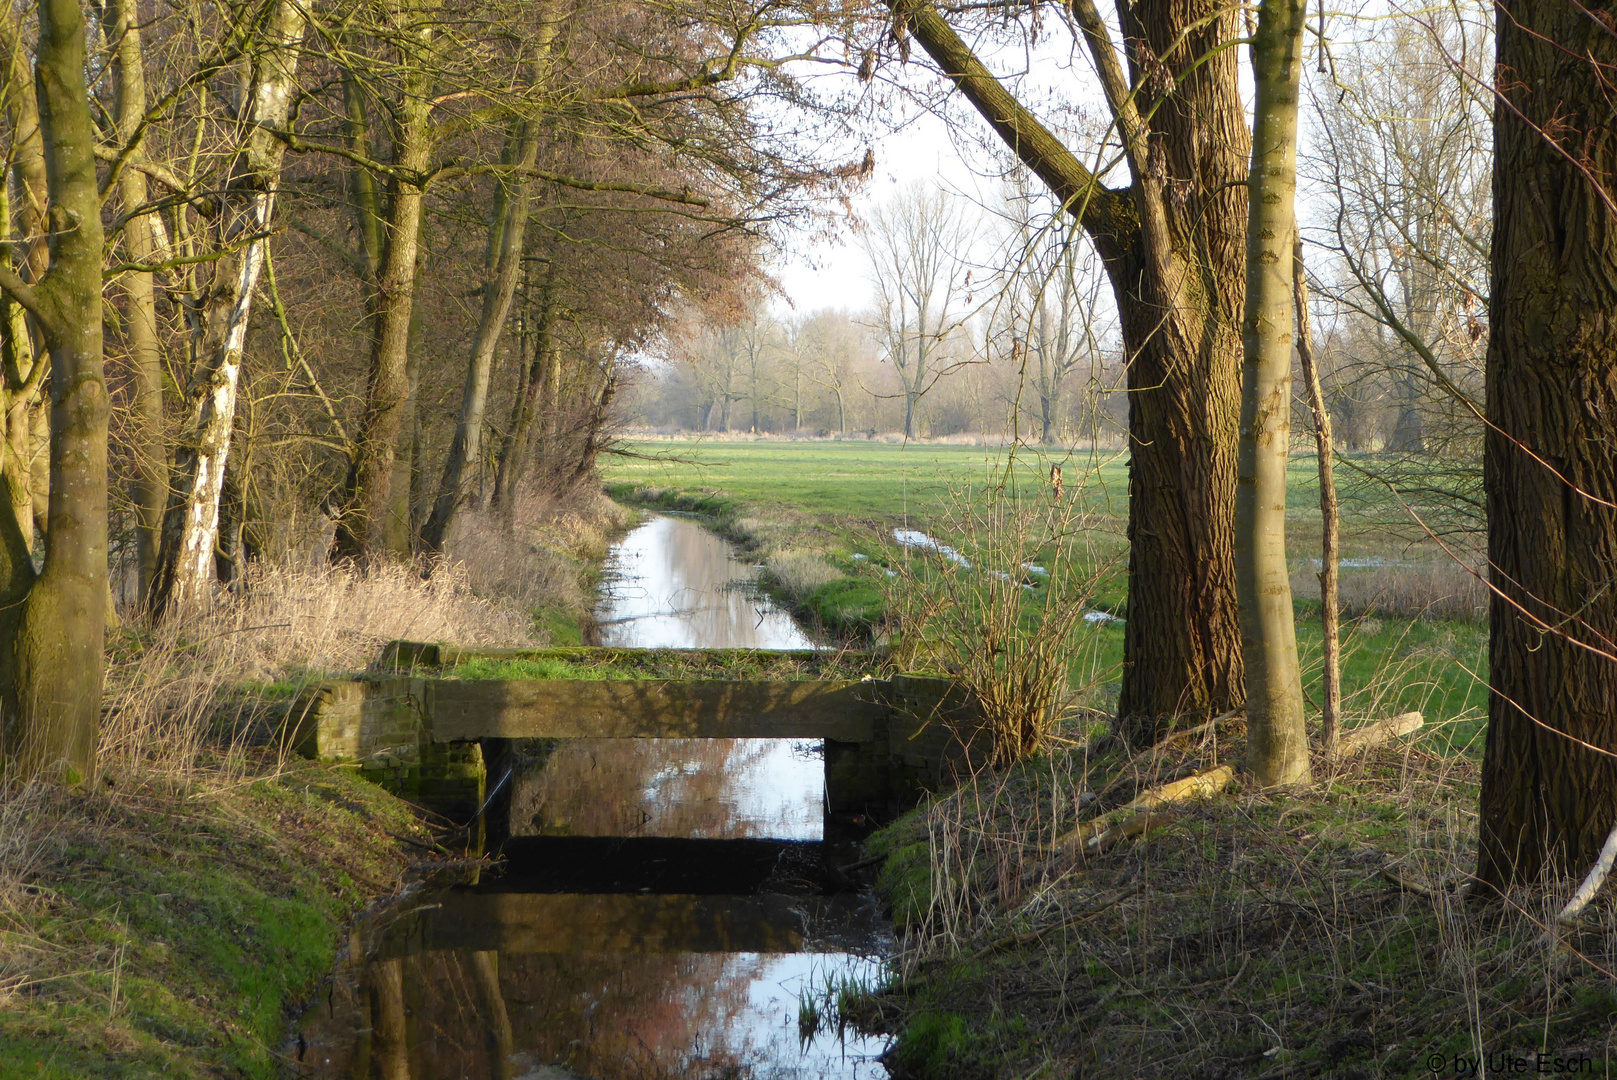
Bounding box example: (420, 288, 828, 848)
(284, 641, 984, 831)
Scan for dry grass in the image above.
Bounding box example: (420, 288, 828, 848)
(446, 488, 632, 619)
(1293, 557, 1487, 621)
(766, 549, 843, 600)
(858, 717, 1617, 1078)
(883, 479, 1119, 766)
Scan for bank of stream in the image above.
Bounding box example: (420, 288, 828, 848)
(290, 513, 894, 1079)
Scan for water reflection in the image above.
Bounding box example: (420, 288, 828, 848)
(288, 514, 889, 1080)
(597, 516, 815, 650)
(519, 515, 827, 842)
(292, 890, 888, 1080)
(511, 739, 825, 841)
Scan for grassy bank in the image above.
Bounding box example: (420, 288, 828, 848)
(851, 722, 1617, 1079)
(0, 762, 432, 1078)
(1, 494, 624, 1076)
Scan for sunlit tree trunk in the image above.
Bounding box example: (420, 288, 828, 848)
(0, 0, 109, 782)
(148, 0, 306, 617)
(1, 1, 49, 556)
(1234, 0, 1309, 786)
(1294, 243, 1340, 756)
(421, 123, 539, 553)
(1476, 0, 1617, 890)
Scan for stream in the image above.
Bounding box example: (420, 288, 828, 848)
(290, 513, 892, 1080)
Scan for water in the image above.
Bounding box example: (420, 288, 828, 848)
(290, 514, 890, 1080)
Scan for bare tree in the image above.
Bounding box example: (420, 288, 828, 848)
(861, 183, 975, 440)
(0, 0, 109, 780)
(996, 181, 1111, 445)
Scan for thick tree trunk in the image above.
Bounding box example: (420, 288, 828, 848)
(421, 124, 539, 554)
(109, 0, 166, 600)
(331, 49, 434, 562)
(895, 0, 1247, 740)
(147, 0, 305, 617)
(1235, 0, 1309, 787)
(1475, 2, 1617, 891)
(1102, 0, 1249, 739)
(0, 0, 109, 782)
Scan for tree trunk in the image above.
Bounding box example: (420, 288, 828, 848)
(894, 0, 1247, 740)
(109, 0, 166, 601)
(331, 42, 435, 562)
(381, 310, 424, 558)
(1098, 0, 1249, 739)
(1475, 1, 1617, 891)
(0, 0, 109, 782)
(1, 0, 50, 557)
(492, 276, 556, 513)
(1294, 242, 1340, 756)
(1235, 0, 1309, 787)
(147, 0, 306, 617)
(421, 124, 539, 554)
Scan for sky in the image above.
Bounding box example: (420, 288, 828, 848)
(763, 27, 1115, 318)
(767, 108, 983, 316)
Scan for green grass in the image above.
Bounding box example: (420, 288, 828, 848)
(604, 439, 1489, 740)
(0, 762, 423, 1078)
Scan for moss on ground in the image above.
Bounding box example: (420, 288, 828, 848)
(0, 759, 430, 1079)
(855, 723, 1617, 1078)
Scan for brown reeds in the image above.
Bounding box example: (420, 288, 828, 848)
(883, 470, 1118, 767)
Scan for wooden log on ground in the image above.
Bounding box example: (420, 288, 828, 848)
(1048, 765, 1232, 854)
(1331, 712, 1423, 760)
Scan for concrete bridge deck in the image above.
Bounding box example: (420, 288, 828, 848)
(284, 641, 983, 826)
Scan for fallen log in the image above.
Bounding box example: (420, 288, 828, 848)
(1047, 765, 1233, 855)
(1332, 712, 1423, 760)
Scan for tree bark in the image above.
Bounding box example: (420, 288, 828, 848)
(147, 0, 306, 617)
(421, 123, 539, 554)
(108, 0, 166, 601)
(1236, 0, 1309, 787)
(1294, 243, 1340, 756)
(0, 0, 110, 782)
(1, 1, 50, 557)
(331, 20, 436, 562)
(894, 0, 1247, 740)
(1475, 1, 1617, 890)
(492, 269, 557, 513)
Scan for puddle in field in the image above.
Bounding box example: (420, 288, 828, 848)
(290, 514, 889, 1080)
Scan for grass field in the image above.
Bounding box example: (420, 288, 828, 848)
(601, 438, 1489, 743)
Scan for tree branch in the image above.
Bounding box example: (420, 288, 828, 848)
(885, 0, 1135, 247)
(0, 264, 50, 332)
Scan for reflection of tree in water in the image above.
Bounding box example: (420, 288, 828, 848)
(503, 951, 767, 1079)
(302, 948, 770, 1080)
(513, 738, 820, 839)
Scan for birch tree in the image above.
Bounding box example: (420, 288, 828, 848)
(145, 0, 307, 616)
